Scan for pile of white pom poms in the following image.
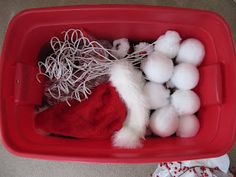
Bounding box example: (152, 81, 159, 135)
(143, 30, 205, 138)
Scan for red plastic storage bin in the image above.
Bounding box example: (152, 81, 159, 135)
(1, 5, 236, 163)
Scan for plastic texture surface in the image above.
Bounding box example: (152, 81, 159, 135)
(0, 5, 236, 163)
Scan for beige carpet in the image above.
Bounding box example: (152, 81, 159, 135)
(0, 145, 157, 177)
(0, 0, 236, 177)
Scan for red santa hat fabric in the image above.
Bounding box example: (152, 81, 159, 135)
(35, 82, 127, 139)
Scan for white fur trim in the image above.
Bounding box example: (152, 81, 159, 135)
(109, 60, 149, 148)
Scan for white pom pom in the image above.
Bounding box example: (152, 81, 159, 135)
(176, 38, 205, 66)
(111, 38, 130, 58)
(141, 52, 174, 84)
(154, 30, 181, 59)
(171, 90, 200, 115)
(134, 42, 154, 55)
(144, 82, 170, 109)
(113, 127, 142, 149)
(150, 105, 179, 137)
(176, 115, 200, 137)
(170, 63, 199, 90)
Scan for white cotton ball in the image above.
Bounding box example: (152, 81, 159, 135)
(171, 90, 200, 115)
(176, 115, 200, 138)
(176, 38, 205, 66)
(154, 30, 181, 59)
(141, 52, 174, 84)
(134, 42, 154, 55)
(150, 105, 179, 137)
(111, 38, 130, 58)
(170, 63, 199, 90)
(144, 82, 170, 109)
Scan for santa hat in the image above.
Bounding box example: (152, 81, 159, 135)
(35, 60, 148, 148)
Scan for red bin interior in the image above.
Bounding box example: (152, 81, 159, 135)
(0, 5, 236, 163)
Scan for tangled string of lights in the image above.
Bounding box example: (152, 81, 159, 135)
(37, 29, 153, 104)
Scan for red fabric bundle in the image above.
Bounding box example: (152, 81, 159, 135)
(35, 83, 127, 139)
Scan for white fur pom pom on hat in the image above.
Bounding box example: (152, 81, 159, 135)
(170, 63, 199, 90)
(141, 51, 174, 84)
(110, 60, 149, 149)
(171, 90, 200, 115)
(176, 38, 205, 66)
(144, 82, 170, 109)
(154, 30, 181, 59)
(113, 127, 142, 149)
(150, 105, 179, 137)
(176, 115, 200, 138)
(111, 38, 130, 59)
